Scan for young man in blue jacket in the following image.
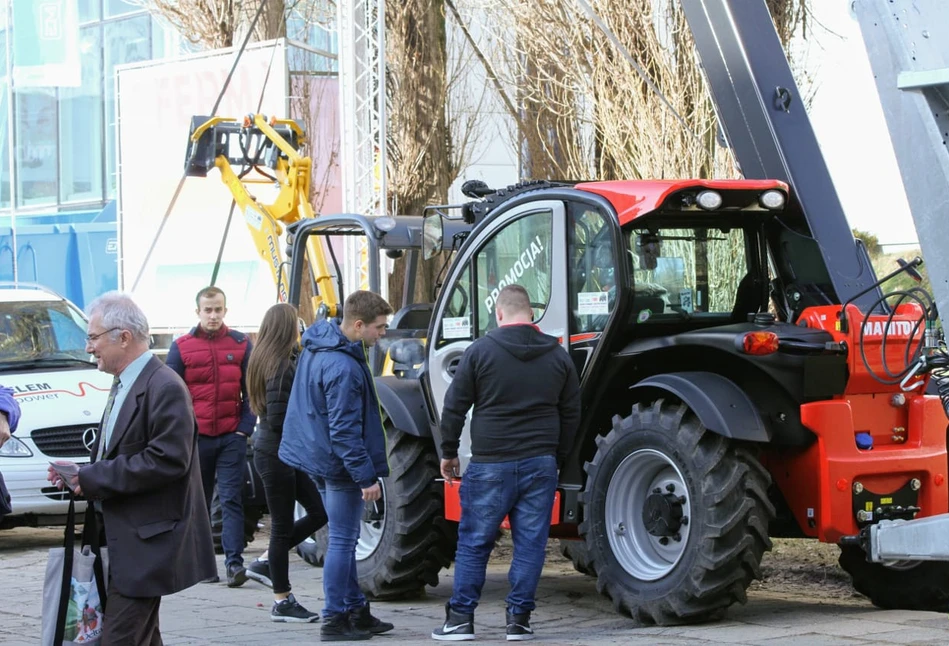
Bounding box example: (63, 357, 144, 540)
(280, 290, 396, 642)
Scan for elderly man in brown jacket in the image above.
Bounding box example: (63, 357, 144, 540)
(48, 291, 216, 645)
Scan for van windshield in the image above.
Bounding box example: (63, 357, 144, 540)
(0, 300, 93, 364)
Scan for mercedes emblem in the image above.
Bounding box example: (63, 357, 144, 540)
(82, 427, 98, 452)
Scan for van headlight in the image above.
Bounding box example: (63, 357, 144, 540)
(0, 436, 33, 457)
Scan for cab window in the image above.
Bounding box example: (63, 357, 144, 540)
(475, 210, 553, 337)
(569, 207, 616, 333)
(436, 263, 473, 347)
(629, 226, 747, 322)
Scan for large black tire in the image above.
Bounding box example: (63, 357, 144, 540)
(558, 539, 597, 576)
(838, 545, 949, 611)
(579, 400, 774, 625)
(296, 426, 457, 599)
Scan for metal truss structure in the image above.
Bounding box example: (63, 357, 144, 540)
(336, 0, 387, 294)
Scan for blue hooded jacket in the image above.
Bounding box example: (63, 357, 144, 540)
(0, 386, 19, 432)
(279, 319, 389, 487)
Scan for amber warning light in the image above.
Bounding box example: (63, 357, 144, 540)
(740, 331, 779, 355)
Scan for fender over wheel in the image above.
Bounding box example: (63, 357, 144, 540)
(580, 399, 774, 625)
(297, 425, 457, 599)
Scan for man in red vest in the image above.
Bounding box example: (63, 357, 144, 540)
(166, 286, 256, 586)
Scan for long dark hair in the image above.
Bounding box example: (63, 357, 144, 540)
(247, 303, 299, 416)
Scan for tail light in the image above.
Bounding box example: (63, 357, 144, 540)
(740, 331, 779, 355)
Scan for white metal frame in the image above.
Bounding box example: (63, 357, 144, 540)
(337, 0, 387, 295)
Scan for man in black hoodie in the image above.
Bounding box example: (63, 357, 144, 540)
(432, 284, 581, 642)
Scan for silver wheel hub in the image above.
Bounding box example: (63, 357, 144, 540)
(605, 448, 691, 581)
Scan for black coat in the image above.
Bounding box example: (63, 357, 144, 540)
(253, 358, 295, 456)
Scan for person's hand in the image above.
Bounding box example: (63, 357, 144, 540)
(440, 458, 460, 486)
(47, 461, 82, 496)
(362, 483, 381, 502)
(0, 415, 10, 448)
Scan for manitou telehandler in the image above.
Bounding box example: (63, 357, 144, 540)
(276, 0, 949, 627)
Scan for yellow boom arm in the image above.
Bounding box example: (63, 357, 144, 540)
(186, 113, 339, 317)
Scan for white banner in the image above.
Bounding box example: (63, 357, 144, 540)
(116, 42, 290, 332)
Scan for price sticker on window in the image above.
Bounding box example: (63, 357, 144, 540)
(578, 292, 610, 315)
(442, 317, 471, 339)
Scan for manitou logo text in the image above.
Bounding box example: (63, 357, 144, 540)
(862, 320, 915, 338)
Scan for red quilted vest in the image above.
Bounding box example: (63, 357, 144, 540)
(173, 325, 249, 437)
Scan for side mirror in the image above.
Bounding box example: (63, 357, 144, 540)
(422, 213, 444, 261)
(897, 257, 924, 283)
(388, 338, 426, 366)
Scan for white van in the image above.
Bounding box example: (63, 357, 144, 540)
(0, 284, 110, 528)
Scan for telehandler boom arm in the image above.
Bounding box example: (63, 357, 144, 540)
(184, 113, 340, 317)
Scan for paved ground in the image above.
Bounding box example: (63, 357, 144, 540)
(4, 527, 949, 645)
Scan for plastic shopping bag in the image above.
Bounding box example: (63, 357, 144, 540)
(41, 498, 108, 646)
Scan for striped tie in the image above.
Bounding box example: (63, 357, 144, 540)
(96, 376, 121, 461)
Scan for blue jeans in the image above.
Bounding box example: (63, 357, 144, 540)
(450, 454, 558, 616)
(199, 432, 247, 569)
(315, 477, 368, 618)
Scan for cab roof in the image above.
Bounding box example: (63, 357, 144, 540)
(574, 179, 788, 225)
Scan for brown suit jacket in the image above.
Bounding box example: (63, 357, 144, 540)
(79, 355, 217, 598)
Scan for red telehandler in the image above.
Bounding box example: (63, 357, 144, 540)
(277, 0, 949, 626)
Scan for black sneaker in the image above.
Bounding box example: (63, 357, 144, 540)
(226, 563, 248, 588)
(271, 593, 319, 623)
(505, 610, 534, 641)
(320, 612, 371, 641)
(431, 602, 475, 641)
(352, 601, 394, 634)
(201, 574, 220, 584)
(246, 559, 273, 589)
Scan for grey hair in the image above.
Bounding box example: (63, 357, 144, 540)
(85, 291, 150, 343)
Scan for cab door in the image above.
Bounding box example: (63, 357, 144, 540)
(426, 200, 569, 473)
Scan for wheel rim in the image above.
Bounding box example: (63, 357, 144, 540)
(356, 478, 387, 561)
(605, 448, 692, 581)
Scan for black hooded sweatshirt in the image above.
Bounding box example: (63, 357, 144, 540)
(440, 323, 581, 466)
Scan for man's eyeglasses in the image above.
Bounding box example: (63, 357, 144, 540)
(86, 327, 122, 343)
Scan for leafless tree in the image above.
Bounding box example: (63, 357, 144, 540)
(453, 0, 810, 305)
(386, 0, 483, 309)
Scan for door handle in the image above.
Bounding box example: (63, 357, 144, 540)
(446, 357, 461, 376)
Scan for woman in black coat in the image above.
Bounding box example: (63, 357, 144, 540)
(246, 303, 327, 622)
